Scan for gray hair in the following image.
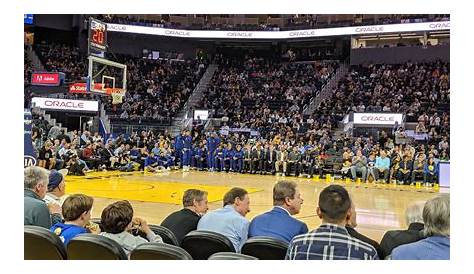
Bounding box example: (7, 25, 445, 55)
(182, 189, 208, 207)
(24, 166, 49, 190)
(405, 201, 425, 226)
(423, 194, 450, 237)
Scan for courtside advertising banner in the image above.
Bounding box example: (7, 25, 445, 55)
(31, 72, 64, 86)
(353, 113, 404, 125)
(32, 97, 99, 112)
(107, 21, 450, 40)
(69, 82, 88, 94)
(24, 109, 37, 167)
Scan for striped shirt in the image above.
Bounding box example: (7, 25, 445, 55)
(285, 224, 379, 260)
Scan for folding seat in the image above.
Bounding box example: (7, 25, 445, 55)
(208, 252, 258, 260)
(241, 236, 289, 260)
(134, 225, 180, 246)
(181, 230, 236, 259)
(130, 242, 192, 260)
(67, 234, 127, 260)
(24, 225, 67, 260)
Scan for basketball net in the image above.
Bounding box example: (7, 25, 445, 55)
(107, 88, 125, 104)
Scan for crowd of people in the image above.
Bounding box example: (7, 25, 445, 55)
(317, 60, 450, 148)
(24, 165, 450, 259)
(34, 42, 87, 82)
(28, 42, 207, 124)
(97, 14, 450, 32)
(30, 121, 446, 186)
(197, 55, 338, 140)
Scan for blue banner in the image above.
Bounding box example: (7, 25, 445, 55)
(24, 109, 37, 167)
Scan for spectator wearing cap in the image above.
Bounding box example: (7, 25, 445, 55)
(24, 166, 62, 228)
(44, 169, 68, 207)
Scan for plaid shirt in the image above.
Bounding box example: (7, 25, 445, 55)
(286, 224, 379, 260)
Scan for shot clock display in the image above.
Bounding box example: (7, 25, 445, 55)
(89, 18, 107, 53)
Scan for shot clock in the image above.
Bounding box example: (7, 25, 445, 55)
(88, 18, 107, 54)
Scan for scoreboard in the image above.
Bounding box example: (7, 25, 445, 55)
(88, 18, 107, 54)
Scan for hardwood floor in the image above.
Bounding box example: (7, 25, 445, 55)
(64, 170, 447, 242)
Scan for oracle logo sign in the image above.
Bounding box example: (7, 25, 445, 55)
(289, 30, 316, 37)
(429, 22, 450, 29)
(107, 24, 127, 31)
(353, 113, 403, 125)
(226, 32, 253, 38)
(69, 83, 88, 93)
(31, 72, 61, 86)
(355, 26, 384, 33)
(31, 97, 98, 112)
(107, 21, 450, 40)
(165, 29, 191, 37)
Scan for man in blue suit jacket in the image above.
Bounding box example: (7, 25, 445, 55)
(249, 181, 308, 243)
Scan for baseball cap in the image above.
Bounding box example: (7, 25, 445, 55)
(48, 169, 68, 191)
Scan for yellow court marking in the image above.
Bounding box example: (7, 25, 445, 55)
(65, 171, 262, 205)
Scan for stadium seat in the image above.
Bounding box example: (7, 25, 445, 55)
(24, 225, 67, 260)
(130, 242, 193, 260)
(241, 236, 289, 260)
(67, 234, 127, 260)
(208, 252, 258, 260)
(181, 230, 236, 260)
(135, 225, 180, 246)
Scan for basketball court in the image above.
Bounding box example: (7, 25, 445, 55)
(65, 170, 444, 242)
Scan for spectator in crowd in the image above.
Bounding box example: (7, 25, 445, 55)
(411, 154, 426, 184)
(50, 194, 99, 245)
(99, 200, 163, 256)
(391, 195, 450, 260)
(44, 169, 68, 206)
(161, 189, 209, 244)
(397, 155, 413, 185)
(375, 150, 390, 183)
(197, 187, 250, 252)
(286, 185, 378, 260)
(350, 149, 367, 182)
(24, 166, 62, 228)
(366, 152, 377, 183)
(38, 141, 56, 170)
(380, 201, 425, 258)
(345, 201, 384, 259)
(424, 157, 439, 186)
(249, 181, 307, 243)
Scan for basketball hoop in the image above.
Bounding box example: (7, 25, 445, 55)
(107, 88, 126, 104)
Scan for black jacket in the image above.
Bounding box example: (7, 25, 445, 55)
(346, 226, 385, 259)
(379, 222, 425, 258)
(160, 208, 201, 245)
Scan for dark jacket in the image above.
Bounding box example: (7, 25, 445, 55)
(160, 208, 201, 245)
(24, 189, 62, 229)
(380, 222, 425, 258)
(346, 226, 384, 259)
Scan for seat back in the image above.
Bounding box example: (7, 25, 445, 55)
(181, 230, 236, 260)
(136, 225, 180, 246)
(24, 225, 67, 260)
(130, 243, 192, 260)
(241, 236, 289, 260)
(67, 234, 127, 260)
(208, 252, 258, 260)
